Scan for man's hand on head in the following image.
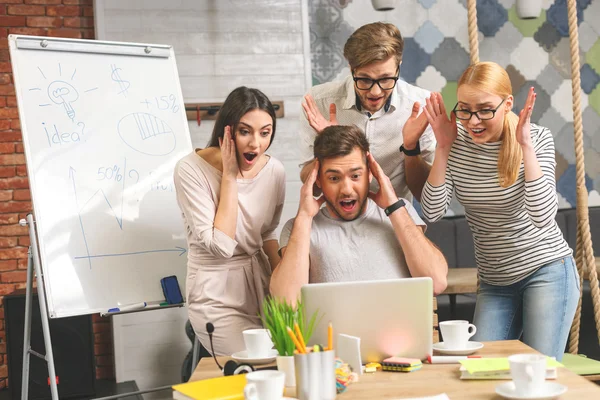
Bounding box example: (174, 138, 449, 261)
(302, 94, 338, 134)
(367, 152, 398, 209)
(402, 101, 429, 150)
(297, 159, 325, 218)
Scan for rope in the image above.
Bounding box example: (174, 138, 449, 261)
(466, 0, 479, 64)
(565, 0, 600, 353)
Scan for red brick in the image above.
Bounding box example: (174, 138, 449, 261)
(0, 39, 7, 50)
(0, 50, 9, 62)
(94, 342, 112, 356)
(0, 132, 22, 142)
(0, 16, 26, 27)
(46, 6, 80, 16)
(0, 284, 15, 296)
(12, 190, 28, 201)
(17, 258, 27, 269)
(6, 96, 15, 107)
(14, 143, 22, 153)
(0, 238, 17, 248)
(0, 224, 28, 236)
(8, 27, 47, 36)
(93, 322, 111, 333)
(0, 260, 16, 271)
(83, 6, 92, 17)
(15, 165, 26, 176)
(0, 144, 13, 154)
(0, 214, 17, 225)
(0, 247, 27, 259)
(0, 28, 6, 38)
(0, 74, 10, 85)
(0, 99, 5, 108)
(96, 355, 113, 366)
(0, 190, 11, 201)
(0, 121, 10, 131)
(0, 154, 25, 165)
(0, 109, 17, 119)
(9, 120, 19, 130)
(17, 235, 29, 247)
(94, 332, 111, 343)
(1, 271, 26, 283)
(0, 364, 6, 379)
(2, 0, 27, 4)
(0, 63, 10, 73)
(7, 5, 46, 15)
(0, 308, 4, 319)
(95, 366, 114, 380)
(0, 177, 28, 190)
(0, 201, 31, 213)
(0, 167, 15, 178)
(0, 344, 5, 354)
(25, 0, 62, 4)
(81, 28, 93, 39)
(47, 28, 81, 38)
(27, 16, 62, 28)
(63, 0, 93, 5)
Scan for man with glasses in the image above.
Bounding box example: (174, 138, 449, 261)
(299, 22, 436, 202)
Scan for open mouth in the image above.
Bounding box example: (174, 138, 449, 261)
(470, 128, 485, 137)
(243, 152, 258, 163)
(339, 199, 357, 212)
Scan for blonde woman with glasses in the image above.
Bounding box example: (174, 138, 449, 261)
(420, 61, 579, 360)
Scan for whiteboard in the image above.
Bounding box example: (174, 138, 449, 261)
(9, 36, 192, 318)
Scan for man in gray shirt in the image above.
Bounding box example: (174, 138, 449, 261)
(270, 125, 448, 304)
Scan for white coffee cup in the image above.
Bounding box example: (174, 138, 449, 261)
(244, 370, 285, 400)
(243, 328, 273, 358)
(439, 320, 476, 349)
(508, 353, 547, 396)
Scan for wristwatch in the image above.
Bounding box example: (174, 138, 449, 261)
(384, 199, 406, 217)
(399, 141, 421, 156)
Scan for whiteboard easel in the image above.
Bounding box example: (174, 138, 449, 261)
(10, 35, 193, 399)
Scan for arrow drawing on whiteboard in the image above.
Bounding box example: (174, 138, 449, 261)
(74, 247, 187, 260)
(70, 166, 92, 269)
(70, 166, 188, 266)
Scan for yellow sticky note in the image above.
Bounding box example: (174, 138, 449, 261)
(459, 357, 563, 375)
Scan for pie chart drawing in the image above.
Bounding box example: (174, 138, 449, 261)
(117, 112, 176, 156)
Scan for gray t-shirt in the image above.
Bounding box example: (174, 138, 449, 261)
(279, 199, 426, 283)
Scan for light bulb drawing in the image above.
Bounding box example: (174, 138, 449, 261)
(48, 80, 79, 121)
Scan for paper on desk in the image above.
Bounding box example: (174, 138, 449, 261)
(459, 357, 563, 375)
(391, 394, 450, 400)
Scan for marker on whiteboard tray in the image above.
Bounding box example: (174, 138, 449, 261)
(107, 302, 147, 313)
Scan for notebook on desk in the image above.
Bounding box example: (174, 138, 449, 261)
(172, 374, 245, 400)
(302, 277, 433, 363)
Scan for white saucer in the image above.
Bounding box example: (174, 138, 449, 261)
(432, 341, 484, 355)
(231, 349, 278, 365)
(495, 381, 567, 400)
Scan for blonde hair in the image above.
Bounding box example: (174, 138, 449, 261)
(458, 62, 521, 188)
(343, 22, 404, 70)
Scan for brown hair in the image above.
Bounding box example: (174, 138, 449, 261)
(207, 86, 276, 148)
(343, 22, 404, 70)
(458, 62, 521, 188)
(314, 125, 370, 165)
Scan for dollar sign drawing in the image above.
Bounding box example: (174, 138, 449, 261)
(110, 64, 130, 97)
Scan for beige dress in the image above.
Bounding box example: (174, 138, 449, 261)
(174, 151, 285, 356)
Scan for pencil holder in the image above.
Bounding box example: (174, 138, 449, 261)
(294, 350, 336, 400)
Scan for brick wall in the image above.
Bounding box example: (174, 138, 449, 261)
(0, 0, 113, 388)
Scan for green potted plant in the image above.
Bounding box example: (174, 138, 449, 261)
(261, 296, 320, 387)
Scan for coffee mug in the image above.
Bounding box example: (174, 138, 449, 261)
(439, 320, 476, 349)
(244, 370, 285, 400)
(243, 328, 274, 358)
(508, 354, 546, 396)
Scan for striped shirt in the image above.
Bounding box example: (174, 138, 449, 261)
(421, 123, 572, 285)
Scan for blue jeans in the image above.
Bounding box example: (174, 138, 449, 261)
(472, 256, 580, 360)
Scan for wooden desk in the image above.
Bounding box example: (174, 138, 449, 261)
(191, 340, 600, 399)
(444, 268, 478, 295)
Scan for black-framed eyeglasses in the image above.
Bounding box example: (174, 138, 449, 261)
(452, 98, 506, 121)
(352, 68, 400, 91)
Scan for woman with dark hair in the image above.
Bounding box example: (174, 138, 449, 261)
(174, 87, 285, 356)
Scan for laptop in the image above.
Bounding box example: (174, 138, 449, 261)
(301, 277, 433, 363)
